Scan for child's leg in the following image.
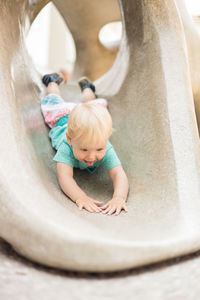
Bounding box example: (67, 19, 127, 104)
(78, 77, 108, 107)
(78, 77, 97, 103)
(41, 74, 76, 128)
(82, 88, 96, 103)
(46, 82, 61, 96)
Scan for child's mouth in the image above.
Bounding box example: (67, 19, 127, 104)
(84, 160, 95, 166)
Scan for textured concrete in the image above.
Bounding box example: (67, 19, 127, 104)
(53, 0, 121, 80)
(175, 0, 200, 132)
(1, 238, 200, 300)
(1, 0, 200, 273)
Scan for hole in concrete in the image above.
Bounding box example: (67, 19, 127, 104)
(26, 2, 76, 74)
(185, 0, 200, 33)
(98, 21, 122, 51)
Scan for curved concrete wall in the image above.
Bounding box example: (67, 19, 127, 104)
(53, 0, 121, 80)
(1, 0, 200, 272)
(175, 0, 200, 132)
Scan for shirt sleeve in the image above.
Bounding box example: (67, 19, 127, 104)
(102, 144, 121, 171)
(53, 142, 74, 168)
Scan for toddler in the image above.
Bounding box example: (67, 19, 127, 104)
(41, 72, 129, 216)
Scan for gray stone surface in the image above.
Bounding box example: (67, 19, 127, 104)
(0, 238, 200, 300)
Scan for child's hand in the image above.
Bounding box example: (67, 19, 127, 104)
(75, 196, 103, 213)
(101, 197, 128, 216)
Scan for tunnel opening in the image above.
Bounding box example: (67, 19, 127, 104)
(26, 1, 123, 82)
(185, 0, 200, 32)
(26, 2, 76, 75)
(98, 21, 122, 51)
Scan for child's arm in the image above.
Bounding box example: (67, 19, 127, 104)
(101, 165, 129, 216)
(57, 162, 103, 213)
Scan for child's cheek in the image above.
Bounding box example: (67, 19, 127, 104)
(99, 151, 106, 160)
(76, 151, 85, 161)
(72, 149, 80, 160)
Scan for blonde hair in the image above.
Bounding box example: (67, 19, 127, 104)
(67, 103, 112, 144)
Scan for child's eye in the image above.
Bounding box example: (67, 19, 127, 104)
(81, 149, 88, 152)
(97, 148, 103, 151)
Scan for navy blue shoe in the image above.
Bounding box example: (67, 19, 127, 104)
(42, 73, 63, 87)
(78, 77, 96, 93)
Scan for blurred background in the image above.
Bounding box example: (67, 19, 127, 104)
(25, 0, 200, 76)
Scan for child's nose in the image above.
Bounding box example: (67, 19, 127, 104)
(87, 152, 96, 160)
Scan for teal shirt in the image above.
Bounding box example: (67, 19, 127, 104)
(49, 116, 121, 173)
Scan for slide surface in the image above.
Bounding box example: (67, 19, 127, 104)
(1, 0, 200, 272)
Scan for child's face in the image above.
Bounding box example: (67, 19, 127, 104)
(69, 138, 108, 167)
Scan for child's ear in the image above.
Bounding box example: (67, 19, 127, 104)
(66, 131, 72, 145)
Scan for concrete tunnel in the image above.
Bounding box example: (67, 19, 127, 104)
(1, 0, 200, 272)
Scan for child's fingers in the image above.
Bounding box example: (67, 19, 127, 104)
(115, 207, 122, 216)
(102, 206, 112, 214)
(114, 204, 128, 215)
(88, 203, 102, 213)
(78, 203, 83, 210)
(101, 203, 109, 210)
(94, 207, 102, 213)
(122, 204, 128, 212)
(85, 204, 95, 213)
(96, 206, 102, 212)
(90, 203, 102, 213)
(93, 200, 103, 205)
(107, 207, 117, 216)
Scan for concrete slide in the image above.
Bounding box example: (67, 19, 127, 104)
(1, 0, 200, 272)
